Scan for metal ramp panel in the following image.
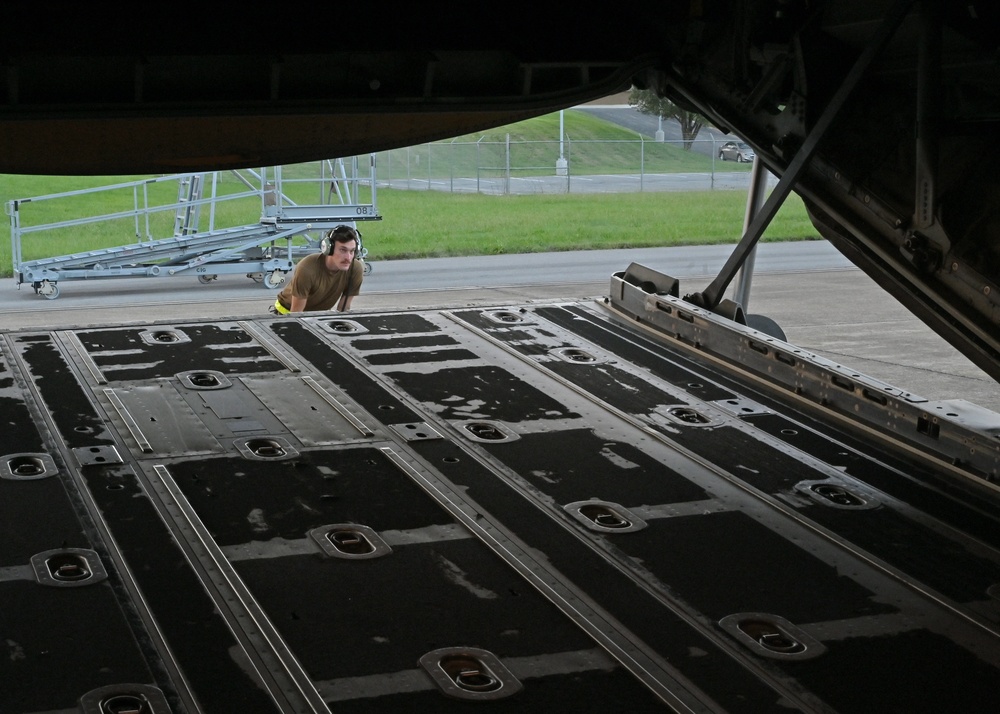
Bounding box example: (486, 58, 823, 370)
(3, 285, 1000, 712)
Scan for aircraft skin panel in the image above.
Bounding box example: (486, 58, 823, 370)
(3, 300, 999, 713)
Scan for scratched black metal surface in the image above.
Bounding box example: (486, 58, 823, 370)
(0, 340, 175, 713)
(3, 302, 1000, 713)
(521, 306, 1000, 599)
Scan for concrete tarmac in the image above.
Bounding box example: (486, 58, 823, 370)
(4, 241, 999, 414)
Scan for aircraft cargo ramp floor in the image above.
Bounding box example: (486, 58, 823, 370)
(3, 273, 1000, 713)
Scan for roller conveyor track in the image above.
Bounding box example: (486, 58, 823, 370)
(2, 289, 1000, 713)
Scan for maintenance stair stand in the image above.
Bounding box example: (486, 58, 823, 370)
(6, 157, 380, 299)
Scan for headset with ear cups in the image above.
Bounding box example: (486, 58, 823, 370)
(320, 225, 359, 256)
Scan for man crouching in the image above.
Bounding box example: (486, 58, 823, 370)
(269, 225, 363, 314)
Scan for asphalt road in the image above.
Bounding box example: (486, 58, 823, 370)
(4, 241, 1000, 414)
(2, 241, 847, 318)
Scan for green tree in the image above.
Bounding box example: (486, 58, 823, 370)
(628, 87, 705, 150)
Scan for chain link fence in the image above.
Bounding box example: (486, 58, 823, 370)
(376, 138, 771, 195)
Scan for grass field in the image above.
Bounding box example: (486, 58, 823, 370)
(376, 110, 734, 179)
(0, 109, 816, 277)
(358, 189, 815, 260)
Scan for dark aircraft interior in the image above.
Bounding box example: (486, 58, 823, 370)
(2, 2, 1000, 712)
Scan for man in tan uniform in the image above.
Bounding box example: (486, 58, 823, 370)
(270, 225, 364, 314)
